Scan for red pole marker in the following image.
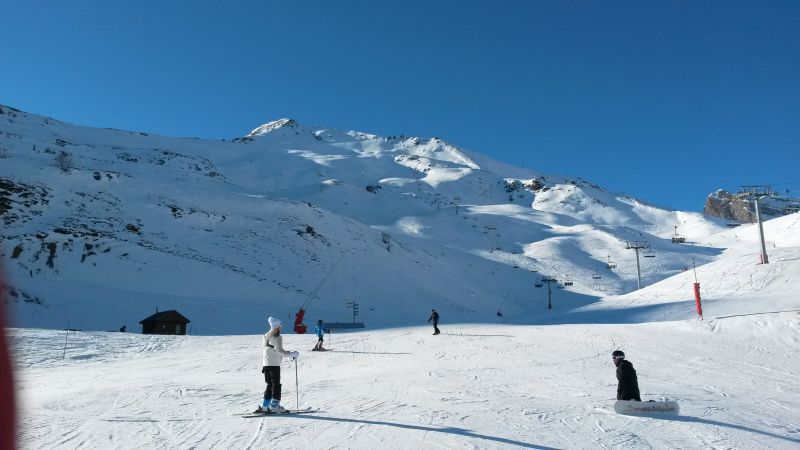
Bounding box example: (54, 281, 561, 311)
(693, 282, 703, 319)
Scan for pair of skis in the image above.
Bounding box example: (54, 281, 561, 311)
(239, 407, 318, 418)
(613, 400, 679, 415)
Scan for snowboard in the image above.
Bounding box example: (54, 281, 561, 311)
(614, 400, 679, 415)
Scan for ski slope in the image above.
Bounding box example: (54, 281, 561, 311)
(11, 306, 799, 449)
(10, 212, 800, 449)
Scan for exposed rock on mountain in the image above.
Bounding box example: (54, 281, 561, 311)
(704, 189, 800, 223)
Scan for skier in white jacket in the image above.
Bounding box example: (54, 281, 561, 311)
(258, 317, 299, 413)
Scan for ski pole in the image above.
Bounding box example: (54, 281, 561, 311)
(294, 357, 299, 411)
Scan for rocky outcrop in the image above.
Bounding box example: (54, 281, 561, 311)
(704, 189, 800, 222)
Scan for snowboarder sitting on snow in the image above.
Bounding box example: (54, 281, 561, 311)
(612, 350, 641, 401)
(258, 317, 299, 413)
(428, 309, 440, 335)
(312, 319, 327, 351)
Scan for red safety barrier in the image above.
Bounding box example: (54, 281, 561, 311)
(293, 308, 307, 334)
(693, 282, 703, 318)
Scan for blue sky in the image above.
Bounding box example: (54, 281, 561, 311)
(2, 1, 798, 211)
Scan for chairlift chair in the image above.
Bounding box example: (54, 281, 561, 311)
(644, 248, 656, 258)
(671, 225, 686, 244)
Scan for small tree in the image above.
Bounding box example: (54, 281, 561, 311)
(55, 151, 73, 172)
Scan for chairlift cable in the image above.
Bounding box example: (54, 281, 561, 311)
(497, 289, 511, 311)
(301, 255, 344, 310)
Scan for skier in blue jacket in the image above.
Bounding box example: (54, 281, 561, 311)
(312, 319, 328, 351)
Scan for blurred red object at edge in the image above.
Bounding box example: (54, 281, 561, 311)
(0, 268, 16, 450)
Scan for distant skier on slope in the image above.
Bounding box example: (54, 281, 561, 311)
(428, 309, 440, 335)
(312, 319, 328, 351)
(257, 317, 299, 413)
(612, 350, 641, 401)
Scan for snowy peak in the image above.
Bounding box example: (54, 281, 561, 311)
(247, 118, 299, 136)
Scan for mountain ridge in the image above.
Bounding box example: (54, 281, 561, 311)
(0, 104, 759, 334)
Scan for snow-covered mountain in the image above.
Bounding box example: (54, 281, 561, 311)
(0, 104, 779, 334)
(5, 105, 799, 449)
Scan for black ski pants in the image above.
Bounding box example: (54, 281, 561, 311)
(432, 321, 440, 334)
(262, 365, 281, 401)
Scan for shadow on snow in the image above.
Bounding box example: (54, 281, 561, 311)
(259, 413, 559, 449)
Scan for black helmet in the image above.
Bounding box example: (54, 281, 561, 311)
(612, 350, 625, 359)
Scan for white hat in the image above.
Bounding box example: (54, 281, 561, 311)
(268, 316, 283, 329)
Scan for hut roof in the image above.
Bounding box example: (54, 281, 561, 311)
(139, 310, 191, 325)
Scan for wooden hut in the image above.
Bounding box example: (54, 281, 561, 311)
(139, 309, 190, 335)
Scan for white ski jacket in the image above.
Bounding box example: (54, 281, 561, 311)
(262, 329, 290, 366)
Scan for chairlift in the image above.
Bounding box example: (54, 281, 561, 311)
(606, 255, 617, 269)
(591, 272, 602, 280)
(644, 248, 656, 258)
(534, 282, 544, 288)
(671, 225, 686, 244)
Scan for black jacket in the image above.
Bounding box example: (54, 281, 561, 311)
(616, 360, 641, 401)
(428, 311, 439, 324)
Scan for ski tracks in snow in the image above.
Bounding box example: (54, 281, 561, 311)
(14, 322, 800, 449)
